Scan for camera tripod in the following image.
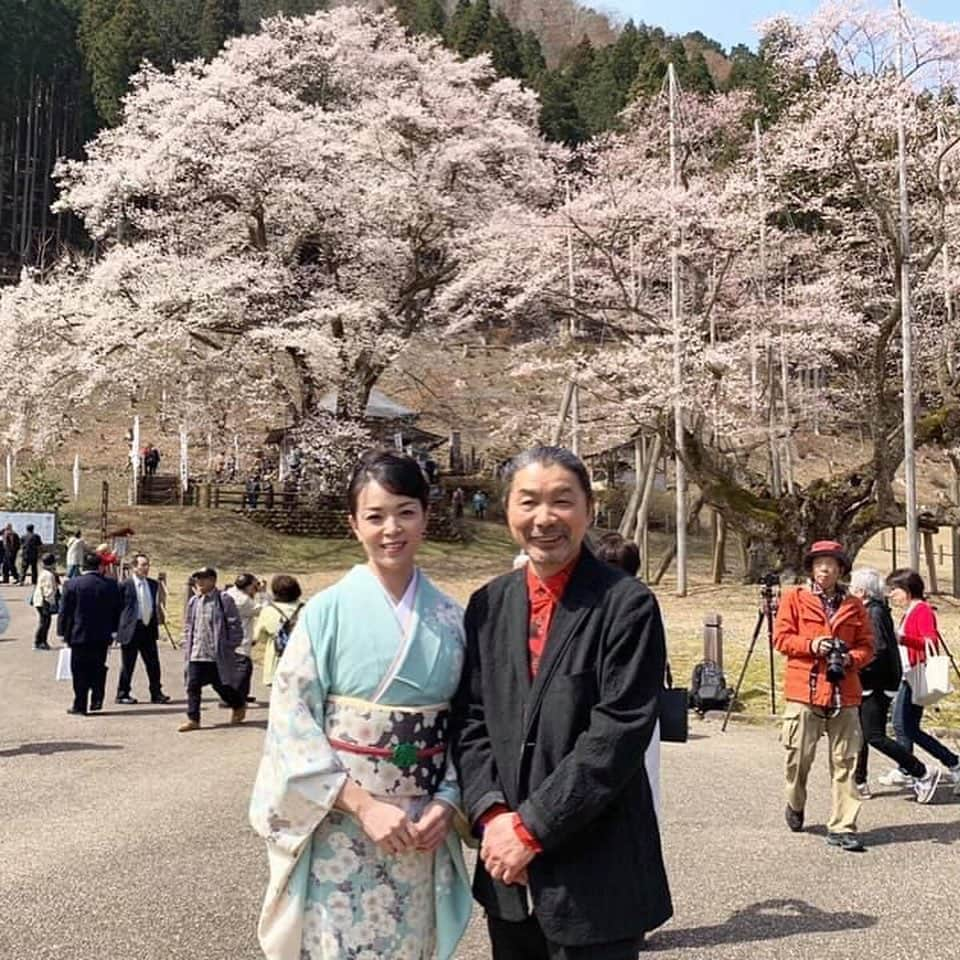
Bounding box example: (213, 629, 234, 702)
(721, 580, 779, 732)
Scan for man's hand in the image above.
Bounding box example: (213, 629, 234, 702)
(813, 636, 834, 657)
(481, 813, 535, 885)
(412, 801, 454, 853)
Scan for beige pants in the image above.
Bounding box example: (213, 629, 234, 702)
(781, 701, 862, 834)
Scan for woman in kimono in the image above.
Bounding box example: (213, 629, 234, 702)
(250, 451, 472, 960)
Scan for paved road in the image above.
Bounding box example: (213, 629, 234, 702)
(2, 583, 958, 960)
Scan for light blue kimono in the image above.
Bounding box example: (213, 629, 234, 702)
(250, 565, 472, 960)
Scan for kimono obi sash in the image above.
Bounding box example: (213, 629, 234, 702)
(325, 695, 449, 798)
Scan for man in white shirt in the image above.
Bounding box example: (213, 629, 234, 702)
(115, 553, 170, 705)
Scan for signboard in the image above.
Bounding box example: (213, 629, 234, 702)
(0, 511, 57, 544)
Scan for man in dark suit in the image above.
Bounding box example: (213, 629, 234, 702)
(57, 551, 122, 715)
(452, 446, 672, 959)
(115, 553, 171, 705)
(19, 523, 43, 586)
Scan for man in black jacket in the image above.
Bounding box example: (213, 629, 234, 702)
(452, 446, 672, 959)
(849, 568, 940, 802)
(115, 553, 170, 705)
(57, 551, 122, 715)
(19, 523, 43, 586)
(2, 524, 20, 584)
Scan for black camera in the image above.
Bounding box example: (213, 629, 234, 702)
(824, 638, 849, 684)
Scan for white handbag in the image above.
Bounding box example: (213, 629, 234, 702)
(908, 639, 952, 707)
(55, 646, 73, 682)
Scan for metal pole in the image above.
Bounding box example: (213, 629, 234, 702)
(669, 62, 687, 596)
(752, 118, 764, 418)
(566, 182, 580, 457)
(896, 0, 920, 570)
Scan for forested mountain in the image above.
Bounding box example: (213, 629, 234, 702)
(0, 0, 774, 281)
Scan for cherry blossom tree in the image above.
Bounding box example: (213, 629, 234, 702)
(450, 2, 960, 578)
(0, 6, 558, 465)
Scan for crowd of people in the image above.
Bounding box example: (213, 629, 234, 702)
(8, 443, 959, 959)
(774, 539, 960, 853)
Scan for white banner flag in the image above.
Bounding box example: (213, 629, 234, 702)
(72, 454, 80, 502)
(5, 452, 11, 492)
(179, 430, 189, 493)
(131, 415, 140, 503)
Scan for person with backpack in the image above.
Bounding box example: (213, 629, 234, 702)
(849, 568, 941, 802)
(254, 573, 304, 687)
(178, 566, 247, 732)
(773, 540, 874, 852)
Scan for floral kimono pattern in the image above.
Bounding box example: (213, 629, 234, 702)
(250, 565, 472, 960)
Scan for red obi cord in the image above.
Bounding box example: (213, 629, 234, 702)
(328, 738, 445, 767)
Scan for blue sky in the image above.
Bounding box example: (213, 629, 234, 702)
(607, 0, 958, 51)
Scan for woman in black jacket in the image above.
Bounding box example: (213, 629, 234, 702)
(850, 568, 941, 803)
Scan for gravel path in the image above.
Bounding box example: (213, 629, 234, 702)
(1, 582, 957, 960)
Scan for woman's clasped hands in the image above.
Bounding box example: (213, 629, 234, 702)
(356, 797, 453, 855)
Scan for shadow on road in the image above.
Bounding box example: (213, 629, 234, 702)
(647, 898, 876, 951)
(860, 820, 960, 846)
(0, 740, 123, 758)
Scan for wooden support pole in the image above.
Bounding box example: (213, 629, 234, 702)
(635, 435, 663, 580)
(711, 511, 727, 584)
(923, 531, 938, 594)
(891, 526, 897, 571)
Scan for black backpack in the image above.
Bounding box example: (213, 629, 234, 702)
(272, 602, 304, 658)
(690, 660, 732, 715)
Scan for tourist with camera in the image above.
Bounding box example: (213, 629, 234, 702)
(773, 540, 874, 852)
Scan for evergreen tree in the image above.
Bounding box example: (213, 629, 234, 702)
(610, 19, 639, 92)
(456, 0, 490, 59)
(684, 51, 715, 94)
(411, 0, 445, 37)
(575, 52, 624, 135)
(485, 11, 523, 78)
(518, 30, 546, 82)
(562, 34, 595, 85)
(200, 0, 241, 59)
(537, 69, 586, 145)
(80, 0, 164, 125)
(446, 0, 472, 52)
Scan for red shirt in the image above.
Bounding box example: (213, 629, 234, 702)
(525, 558, 576, 679)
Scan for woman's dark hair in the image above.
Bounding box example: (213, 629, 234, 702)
(501, 445, 593, 505)
(886, 568, 925, 600)
(271, 574, 302, 603)
(235, 572, 257, 591)
(347, 450, 430, 517)
(595, 533, 640, 577)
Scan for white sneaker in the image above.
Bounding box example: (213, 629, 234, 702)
(944, 763, 960, 784)
(856, 782, 872, 800)
(914, 767, 942, 804)
(878, 768, 914, 788)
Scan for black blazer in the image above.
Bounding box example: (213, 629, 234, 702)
(57, 572, 122, 648)
(452, 548, 672, 945)
(116, 576, 161, 646)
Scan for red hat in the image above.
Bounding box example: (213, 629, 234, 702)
(803, 539, 850, 575)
